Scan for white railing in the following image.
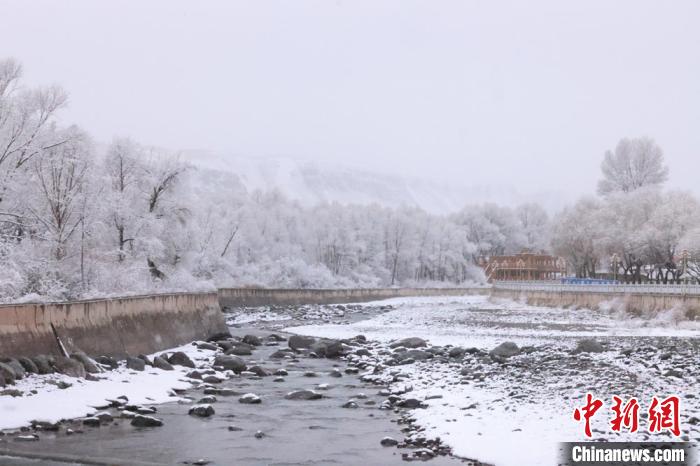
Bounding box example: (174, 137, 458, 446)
(492, 280, 700, 295)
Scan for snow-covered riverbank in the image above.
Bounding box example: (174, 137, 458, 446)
(0, 344, 215, 431)
(284, 295, 700, 465)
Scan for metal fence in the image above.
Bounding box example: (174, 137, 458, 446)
(492, 280, 700, 295)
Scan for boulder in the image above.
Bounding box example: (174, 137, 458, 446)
(242, 335, 262, 346)
(54, 357, 86, 378)
(31, 420, 60, 431)
(239, 393, 261, 404)
(203, 375, 224, 384)
(153, 356, 174, 371)
(247, 365, 270, 377)
(226, 346, 252, 356)
(0, 359, 25, 379)
(448, 347, 466, 358)
(214, 355, 246, 373)
(131, 415, 163, 427)
(137, 354, 153, 366)
(216, 341, 234, 351)
(490, 342, 520, 359)
(389, 337, 427, 349)
(285, 390, 322, 400)
(189, 404, 215, 417)
(94, 356, 118, 370)
(167, 352, 196, 368)
(309, 339, 345, 359)
(288, 335, 316, 351)
(126, 357, 146, 371)
(82, 417, 101, 427)
(324, 340, 345, 358)
(95, 412, 113, 423)
(31, 355, 55, 374)
(575, 339, 605, 354)
(17, 357, 39, 374)
(341, 401, 359, 409)
(269, 349, 292, 359)
(70, 353, 102, 374)
(0, 362, 17, 384)
(380, 437, 399, 447)
(195, 341, 219, 351)
(397, 398, 424, 409)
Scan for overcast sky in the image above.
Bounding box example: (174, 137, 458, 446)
(2, 0, 699, 196)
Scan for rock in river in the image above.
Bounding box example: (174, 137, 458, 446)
(288, 335, 316, 350)
(242, 334, 262, 346)
(239, 393, 261, 404)
(285, 390, 323, 400)
(380, 437, 399, 446)
(131, 415, 163, 427)
(213, 355, 246, 373)
(189, 405, 215, 417)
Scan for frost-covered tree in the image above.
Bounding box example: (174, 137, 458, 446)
(551, 198, 603, 278)
(27, 126, 92, 261)
(453, 204, 525, 260)
(515, 203, 550, 252)
(104, 138, 143, 262)
(597, 137, 669, 196)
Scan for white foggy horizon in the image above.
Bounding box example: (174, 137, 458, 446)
(2, 0, 699, 200)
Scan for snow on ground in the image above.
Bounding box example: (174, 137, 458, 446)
(285, 295, 700, 465)
(0, 343, 214, 430)
(288, 295, 700, 346)
(226, 308, 293, 325)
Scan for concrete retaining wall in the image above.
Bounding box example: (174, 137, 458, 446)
(0, 293, 228, 358)
(491, 288, 700, 318)
(218, 287, 489, 307)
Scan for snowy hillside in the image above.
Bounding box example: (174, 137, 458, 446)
(182, 151, 568, 214)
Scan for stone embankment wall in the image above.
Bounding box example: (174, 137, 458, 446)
(217, 287, 490, 307)
(6, 284, 694, 360)
(0, 293, 228, 358)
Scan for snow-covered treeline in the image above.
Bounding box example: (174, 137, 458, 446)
(0, 58, 552, 302)
(551, 137, 700, 282)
